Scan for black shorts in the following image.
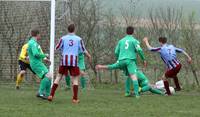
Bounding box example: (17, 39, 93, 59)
(18, 60, 35, 74)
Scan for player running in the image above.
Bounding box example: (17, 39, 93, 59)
(96, 26, 145, 98)
(48, 24, 86, 103)
(16, 43, 37, 89)
(65, 52, 92, 91)
(28, 29, 52, 99)
(143, 37, 192, 95)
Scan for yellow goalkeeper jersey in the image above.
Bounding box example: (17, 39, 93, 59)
(18, 43, 29, 64)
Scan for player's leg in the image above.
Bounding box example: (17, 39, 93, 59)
(137, 71, 164, 95)
(16, 70, 26, 89)
(127, 60, 139, 98)
(70, 66, 80, 103)
(137, 71, 150, 92)
(80, 76, 86, 89)
(31, 63, 51, 99)
(78, 55, 87, 90)
(71, 76, 79, 103)
(164, 70, 175, 95)
(48, 72, 64, 101)
(149, 87, 164, 95)
(96, 61, 121, 71)
(121, 67, 133, 97)
(16, 61, 27, 89)
(38, 77, 48, 97)
(79, 70, 87, 90)
(38, 75, 51, 98)
(172, 64, 182, 91)
(65, 75, 71, 89)
(125, 77, 132, 96)
(44, 72, 52, 96)
(173, 76, 181, 91)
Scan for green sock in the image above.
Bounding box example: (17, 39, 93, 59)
(141, 85, 151, 92)
(132, 80, 139, 96)
(45, 77, 51, 96)
(38, 78, 47, 95)
(150, 88, 164, 95)
(80, 77, 86, 89)
(125, 77, 131, 94)
(65, 75, 71, 88)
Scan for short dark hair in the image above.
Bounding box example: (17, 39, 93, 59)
(68, 23, 75, 33)
(31, 29, 40, 37)
(158, 37, 167, 44)
(126, 26, 134, 35)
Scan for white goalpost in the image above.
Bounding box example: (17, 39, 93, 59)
(50, 0, 55, 85)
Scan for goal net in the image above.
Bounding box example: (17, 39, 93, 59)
(0, 0, 57, 85)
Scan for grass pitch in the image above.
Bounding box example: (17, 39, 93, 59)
(0, 84, 200, 117)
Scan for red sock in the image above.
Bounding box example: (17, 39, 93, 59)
(73, 85, 78, 100)
(164, 80, 171, 95)
(173, 76, 181, 90)
(50, 83, 58, 97)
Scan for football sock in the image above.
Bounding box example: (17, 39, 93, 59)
(38, 77, 47, 95)
(125, 77, 131, 94)
(45, 78, 51, 96)
(65, 75, 71, 88)
(150, 88, 164, 95)
(164, 80, 171, 95)
(16, 74, 24, 87)
(132, 80, 139, 96)
(80, 77, 86, 89)
(173, 76, 181, 90)
(50, 83, 58, 97)
(73, 85, 78, 100)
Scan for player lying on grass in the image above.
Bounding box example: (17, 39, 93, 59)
(48, 24, 87, 103)
(143, 37, 192, 95)
(16, 43, 37, 89)
(65, 51, 92, 91)
(96, 26, 145, 98)
(28, 29, 52, 99)
(122, 68, 165, 96)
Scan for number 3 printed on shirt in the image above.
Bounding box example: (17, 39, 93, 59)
(125, 40, 129, 49)
(69, 40, 73, 46)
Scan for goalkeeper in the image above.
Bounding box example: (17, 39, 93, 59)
(16, 43, 37, 89)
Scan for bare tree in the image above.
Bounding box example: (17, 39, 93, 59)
(181, 11, 200, 86)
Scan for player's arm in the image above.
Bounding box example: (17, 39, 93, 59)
(39, 47, 51, 65)
(55, 38, 63, 50)
(143, 37, 161, 52)
(134, 42, 147, 67)
(79, 39, 86, 54)
(31, 43, 46, 59)
(85, 50, 92, 64)
(175, 47, 192, 63)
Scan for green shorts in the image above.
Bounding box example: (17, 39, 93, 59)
(78, 53, 85, 71)
(108, 59, 137, 75)
(30, 62, 48, 79)
(121, 64, 149, 86)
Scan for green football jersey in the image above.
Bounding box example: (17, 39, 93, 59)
(28, 37, 46, 65)
(115, 35, 145, 61)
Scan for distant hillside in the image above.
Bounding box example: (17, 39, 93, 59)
(101, 0, 200, 19)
